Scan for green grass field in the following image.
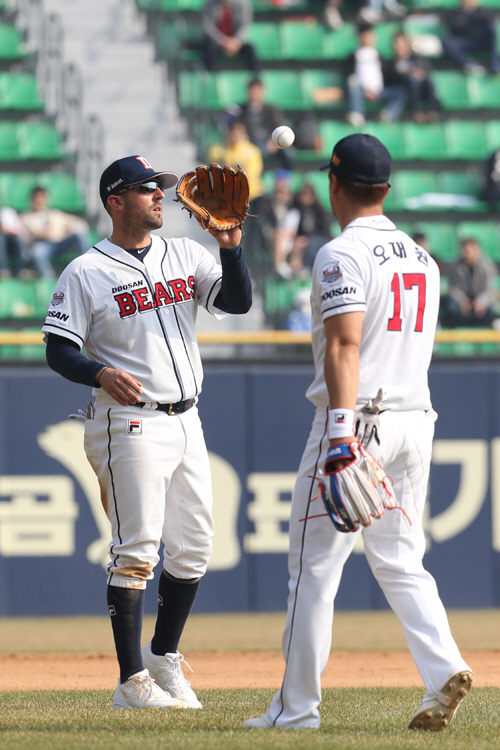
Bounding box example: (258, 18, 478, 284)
(1, 612, 499, 750)
(1, 688, 499, 750)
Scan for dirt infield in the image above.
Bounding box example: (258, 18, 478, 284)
(0, 650, 498, 691)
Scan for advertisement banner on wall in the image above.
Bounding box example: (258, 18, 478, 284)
(0, 363, 497, 616)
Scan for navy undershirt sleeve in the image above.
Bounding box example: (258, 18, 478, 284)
(46, 333, 106, 387)
(214, 245, 252, 314)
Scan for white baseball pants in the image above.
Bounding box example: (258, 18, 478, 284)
(84, 403, 214, 589)
(262, 408, 471, 728)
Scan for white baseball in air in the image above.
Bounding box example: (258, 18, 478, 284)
(271, 126, 295, 149)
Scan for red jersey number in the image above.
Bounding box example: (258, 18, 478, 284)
(388, 272, 426, 333)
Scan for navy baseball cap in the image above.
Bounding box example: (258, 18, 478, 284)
(99, 155, 178, 206)
(319, 133, 392, 184)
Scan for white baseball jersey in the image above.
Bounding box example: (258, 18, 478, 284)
(42, 236, 225, 404)
(306, 215, 440, 412)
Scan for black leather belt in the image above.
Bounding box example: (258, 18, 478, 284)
(136, 398, 195, 415)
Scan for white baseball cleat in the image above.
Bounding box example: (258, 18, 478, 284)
(243, 716, 273, 728)
(408, 670, 474, 731)
(142, 642, 202, 709)
(112, 668, 187, 709)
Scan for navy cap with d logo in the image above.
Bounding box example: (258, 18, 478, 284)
(319, 133, 392, 185)
(99, 155, 178, 207)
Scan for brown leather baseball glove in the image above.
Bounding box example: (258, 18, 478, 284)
(175, 163, 250, 232)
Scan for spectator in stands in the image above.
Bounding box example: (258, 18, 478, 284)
(21, 186, 89, 279)
(256, 169, 294, 257)
(237, 78, 293, 170)
(384, 32, 440, 123)
(483, 148, 500, 212)
(445, 237, 497, 327)
(274, 182, 332, 279)
(0, 201, 29, 279)
(345, 23, 408, 126)
(442, 0, 500, 75)
(201, 0, 258, 72)
(283, 287, 312, 331)
(208, 121, 264, 202)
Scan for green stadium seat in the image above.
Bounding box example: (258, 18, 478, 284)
(444, 121, 488, 159)
(260, 71, 304, 109)
(322, 23, 358, 59)
(16, 122, 66, 160)
(485, 121, 500, 152)
(179, 71, 219, 109)
(0, 121, 20, 160)
(318, 121, 356, 157)
(0, 279, 37, 318)
(391, 171, 438, 210)
(374, 22, 400, 59)
(0, 74, 44, 111)
(0, 24, 25, 60)
(432, 71, 471, 110)
(403, 16, 445, 39)
(456, 222, 500, 261)
(217, 71, 253, 107)
(410, 0, 458, 8)
(403, 123, 447, 159)
(178, 71, 195, 109)
(301, 70, 345, 109)
(413, 222, 458, 262)
(0, 172, 36, 211)
(360, 122, 406, 160)
(482, 0, 500, 8)
(247, 23, 282, 60)
(39, 173, 86, 213)
(34, 278, 57, 317)
(280, 20, 325, 60)
(437, 171, 483, 206)
(467, 76, 500, 108)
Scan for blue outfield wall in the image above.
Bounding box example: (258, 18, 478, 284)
(0, 362, 498, 616)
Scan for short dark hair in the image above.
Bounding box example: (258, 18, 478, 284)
(333, 174, 389, 206)
(413, 232, 427, 244)
(31, 185, 47, 197)
(248, 78, 263, 89)
(358, 21, 374, 34)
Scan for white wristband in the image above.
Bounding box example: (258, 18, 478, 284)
(327, 408, 355, 440)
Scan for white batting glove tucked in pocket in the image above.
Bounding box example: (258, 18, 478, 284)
(355, 388, 388, 449)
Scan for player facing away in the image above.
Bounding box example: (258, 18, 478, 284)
(42, 155, 252, 709)
(243, 134, 473, 732)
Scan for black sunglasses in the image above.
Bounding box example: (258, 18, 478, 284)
(121, 181, 162, 195)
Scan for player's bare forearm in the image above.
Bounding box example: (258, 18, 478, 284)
(96, 367, 143, 406)
(323, 312, 363, 446)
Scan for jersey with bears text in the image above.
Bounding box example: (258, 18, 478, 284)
(42, 236, 225, 404)
(306, 215, 440, 412)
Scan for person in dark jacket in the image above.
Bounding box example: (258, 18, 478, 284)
(383, 32, 440, 122)
(445, 237, 497, 327)
(237, 79, 293, 169)
(483, 149, 500, 211)
(442, 0, 499, 74)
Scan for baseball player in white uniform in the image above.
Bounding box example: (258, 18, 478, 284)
(43, 155, 252, 710)
(243, 134, 473, 732)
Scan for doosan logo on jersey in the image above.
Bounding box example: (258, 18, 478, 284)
(47, 310, 69, 321)
(321, 286, 356, 301)
(112, 280, 145, 294)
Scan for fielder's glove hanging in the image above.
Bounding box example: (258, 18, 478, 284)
(175, 163, 250, 232)
(355, 387, 387, 449)
(319, 441, 399, 533)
